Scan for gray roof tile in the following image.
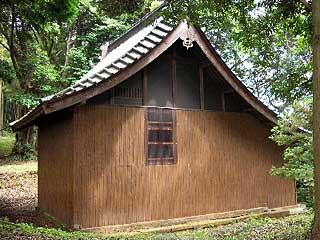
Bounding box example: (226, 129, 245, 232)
(10, 17, 174, 128)
(39, 17, 171, 103)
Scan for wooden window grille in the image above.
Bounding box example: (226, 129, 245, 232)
(145, 108, 177, 165)
(109, 87, 143, 106)
(112, 87, 143, 100)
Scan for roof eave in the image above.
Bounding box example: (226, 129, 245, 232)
(10, 19, 183, 131)
(10, 104, 45, 131)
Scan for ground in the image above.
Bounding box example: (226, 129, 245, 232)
(0, 135, 314, 239)
(0, 134, 53, 229)
(0, 160, 53, 227)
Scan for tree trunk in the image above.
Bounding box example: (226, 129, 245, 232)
(0, 77, 3, 136)
(61, 29, 73, 79)
(12, 104, 36, 155)
(14, 127, 35, 147)
(311, 0, 320, 239)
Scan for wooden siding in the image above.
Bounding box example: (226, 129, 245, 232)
(71, 105, 295, 228)
(38, 111, 74, 227)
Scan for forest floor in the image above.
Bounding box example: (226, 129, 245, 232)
(0, 161, 52, 228)
(0, 135, 313, 239)
(0, 134, 53, 230)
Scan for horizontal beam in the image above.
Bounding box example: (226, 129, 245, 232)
(83, 204, 305, 234)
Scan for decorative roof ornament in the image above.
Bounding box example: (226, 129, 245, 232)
(180, 27, 195, 49)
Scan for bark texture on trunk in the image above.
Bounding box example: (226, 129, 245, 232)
(311, 0, 320, 239)
(12, 104, 36, 155)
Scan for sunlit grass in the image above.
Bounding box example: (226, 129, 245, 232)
(0, 160, 37, 173)
(0, 134, 15, 157)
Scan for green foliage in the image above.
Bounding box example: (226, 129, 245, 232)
(270, 98, 313, 206)
(0, 59, 16, 84)
(0, 214, 313, 239)
(149, 1, 163, 11)
(14, 0, 79, 29)
(7, 91, 39, 108)
(66, 47, 93, 84)
(66, 11, 130, 84)
(96, 0, 142, 17)
(205, 214, 312, 240)
(0, 135, 15, 157)
(0, 217, 146, 240)
(297, 181, 314, 207)
(0, 0, 80, 118)
(11, 143, 37, 161)
(96, 0, 162, 17)
(0, 0, 142, 150)
(162, 1, 312, 109)
(32, 48, 61, 96)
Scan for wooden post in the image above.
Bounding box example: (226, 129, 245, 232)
(172, 51, 177, 108)
(199, 66, 204, 110)
(222, 93, 226, 112)
(143, 68, 148, 106)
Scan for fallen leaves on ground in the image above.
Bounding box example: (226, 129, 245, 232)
(0, 171, 53, 227)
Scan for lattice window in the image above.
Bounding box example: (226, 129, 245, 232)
(112, 87, 143, 100)
(110, 86, 143, 106)
(145, 108, 176, 165)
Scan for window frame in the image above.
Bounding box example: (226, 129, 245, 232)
(145, 107, 177, 165)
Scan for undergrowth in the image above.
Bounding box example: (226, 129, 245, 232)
(0, 213, 313, 240)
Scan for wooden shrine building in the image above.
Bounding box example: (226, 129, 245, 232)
(11, 9, 296, 229)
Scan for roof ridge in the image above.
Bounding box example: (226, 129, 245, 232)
(107, 2, 167, 54)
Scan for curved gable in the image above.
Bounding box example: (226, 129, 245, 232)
(11, 18, 276, 131)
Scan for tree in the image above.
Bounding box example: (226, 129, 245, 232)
(161, 1, 312, 112)
(163, 1, 320, 237)
(65, 3, 131, 84)
(311, 0, 320, 238)
(0, 0, 140, 157)
(270, 98, 313, 206)
(55, 0, 160, 87)
(0, 0, 78, 154)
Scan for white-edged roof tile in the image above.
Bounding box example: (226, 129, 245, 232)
(46, 17, 172, 103)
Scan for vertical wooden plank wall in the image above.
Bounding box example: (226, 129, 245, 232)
(71, 105, 295, 228)
(38, 111, 74, 227)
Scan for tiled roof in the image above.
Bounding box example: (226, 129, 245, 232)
(44, 17, 173, 103)
(10, 16, 173, 128)
(10, 8, 278, 130)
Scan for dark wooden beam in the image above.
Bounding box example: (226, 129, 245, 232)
(172, 48, 177, 108)
(173, 109, 178, 164)
(10, 105, 44, 131)
(201, 62, 212, 68)
(174, 56, 197, 64)
(221, 92, 225, 112)
(199, 66, 204, 110)
(242, 108, 256, 113)
(223, 89, 236, 95)
(143, 67, 148, 105)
